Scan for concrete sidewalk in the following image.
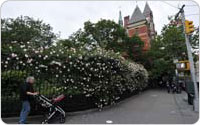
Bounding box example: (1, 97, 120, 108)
(173, 91, 199, 123)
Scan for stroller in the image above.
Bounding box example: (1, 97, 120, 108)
(34, 94, 66, 124)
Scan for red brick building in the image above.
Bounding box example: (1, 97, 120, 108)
(123, 3, 156, 51)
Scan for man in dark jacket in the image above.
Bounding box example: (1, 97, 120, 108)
(166, 81, 171, 93)
(19, 76, 39, 124)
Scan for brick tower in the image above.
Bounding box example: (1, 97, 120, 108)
(124, 2, 156, 51)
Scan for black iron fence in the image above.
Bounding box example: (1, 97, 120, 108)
(1, 69, 97, 117)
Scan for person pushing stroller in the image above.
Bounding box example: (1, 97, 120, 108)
(19, 76, 39, 124)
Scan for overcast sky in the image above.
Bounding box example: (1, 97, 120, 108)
(1, 0, 199, 39)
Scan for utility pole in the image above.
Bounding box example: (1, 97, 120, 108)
(177, 5, 199, 112)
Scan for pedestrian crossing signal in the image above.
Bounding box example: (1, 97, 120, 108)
(185, 20, 194, 34)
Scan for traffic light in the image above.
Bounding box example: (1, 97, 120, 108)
(176, 60, 190, 71)
(185, 20, 194, 34)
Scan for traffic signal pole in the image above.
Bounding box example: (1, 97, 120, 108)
(179, 5, 199, 112)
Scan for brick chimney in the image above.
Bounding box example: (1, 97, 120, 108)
(124, 16, 130, 28)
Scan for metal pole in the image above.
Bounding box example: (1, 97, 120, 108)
(180, 5, 199, 112)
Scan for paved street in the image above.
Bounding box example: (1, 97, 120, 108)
(64, 89, 198, 124)
(2, 89, 199, 124)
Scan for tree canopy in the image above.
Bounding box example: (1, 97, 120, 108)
(1, 16, 57, 48)
(63, 19, 144, 63)
(144, 21, 199, 85)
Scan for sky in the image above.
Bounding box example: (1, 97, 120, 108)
(1, 0, 200, 39)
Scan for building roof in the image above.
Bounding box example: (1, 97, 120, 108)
(129, 5, 146, 24)
(143, 2, 152, 16)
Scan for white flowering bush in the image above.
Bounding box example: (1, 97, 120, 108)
(2, 40, 149, 109)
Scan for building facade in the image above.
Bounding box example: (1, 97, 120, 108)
(123, 3, 156, 51)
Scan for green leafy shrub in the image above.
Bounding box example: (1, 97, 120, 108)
(1, 70, 27, 96)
